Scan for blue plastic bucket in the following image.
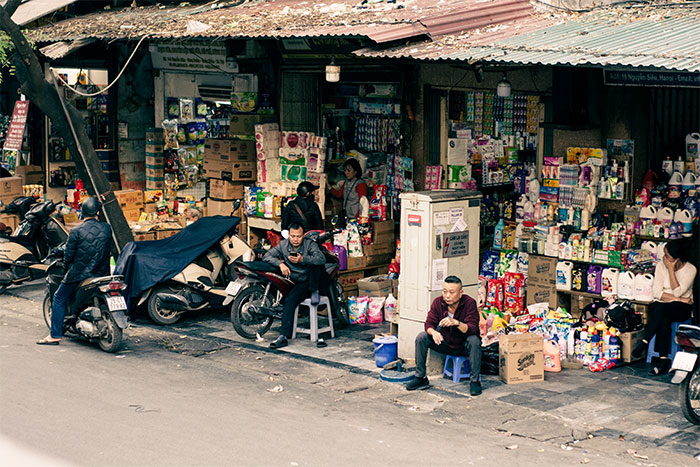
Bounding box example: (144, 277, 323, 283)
(373, 335, 398, 368)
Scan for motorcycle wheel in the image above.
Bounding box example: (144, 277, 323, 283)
(680, 361, 700, 425)
(330, 280, 349, 328)
(0, 265, 9, 294)
(147, 285, 183, 325)
(42, 294, 52, 330)
(231, 285, 273, 339)
(97, 307, 123, 353)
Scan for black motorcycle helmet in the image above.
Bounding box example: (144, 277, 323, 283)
(297, 181, 318, 198)
(81, 197, 101, 218)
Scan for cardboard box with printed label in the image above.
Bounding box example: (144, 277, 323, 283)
(357, 275, 393, 298)
(620, 329, 646, 363)
(499, 333, 544, 384)
(121, 208, 142, 223)
(526, 283, 560, 309)
(204, 139, 255, 163)
(347, 256, 367, 270)
(202, 160, 256, 181)
(132, 232, 156, 241)
(0, 213, 19, 232)
(14, 165, 43, 185)
(527, 255, 558, 286)
(339, 270, 364, 290)
(156, 229, 181, 240)
(209, 179, 245, 200)
(364, 242, 394, 257)
(229, 115, 270, 136)
(206, 198, 244, 217)
(114, 189, 144, 209)
(0, 176, 22, 199)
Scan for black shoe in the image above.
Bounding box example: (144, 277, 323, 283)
(631, 340, 647, 359)
(269, 335, 288, 349)
(405, 376, 429, 391)
(470, 381, 482, 396)
(649, 358, 671, 376)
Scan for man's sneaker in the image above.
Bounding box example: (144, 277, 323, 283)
(405, 376, 430, 391)
(269, 335, 288, 349)
(310, 290, 320, 306)
(470, 381, 482, 396)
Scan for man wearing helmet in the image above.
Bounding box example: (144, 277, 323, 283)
(281, 181, 323, 237)
(37, 197, 113, 345)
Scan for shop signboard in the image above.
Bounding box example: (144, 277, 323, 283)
(3, 100, 29, 151)
(149, 42, 227, 72)
(604, 69, 700, 88)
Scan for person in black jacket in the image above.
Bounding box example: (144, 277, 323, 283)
(37, 197, 112, 345)
(281, 181, 323, 237)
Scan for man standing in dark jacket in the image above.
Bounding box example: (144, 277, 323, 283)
(281, 181, 323, 236)
(37, 197, 112, 345)
(263, 222, 326, 349)
(405, 276, 483, 395)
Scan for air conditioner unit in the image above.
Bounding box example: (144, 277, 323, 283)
(197, 85, 232, 100)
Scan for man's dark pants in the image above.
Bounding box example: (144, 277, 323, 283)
(279, 266, 322, 338)
(51, 281, 79, 338)
(414, 331, 482, 383)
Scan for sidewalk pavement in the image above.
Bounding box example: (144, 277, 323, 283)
(138, 310, 700, 460)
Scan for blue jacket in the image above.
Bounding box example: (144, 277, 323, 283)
(263, 237, 325, 282)
(63, 218, 112, 283)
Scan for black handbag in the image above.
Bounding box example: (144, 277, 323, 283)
(604, 300, 643, 332)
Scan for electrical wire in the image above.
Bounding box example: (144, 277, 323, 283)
(51, 34, 151, 97)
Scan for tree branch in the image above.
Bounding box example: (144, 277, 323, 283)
(3, 0, 22, 17)
(0, 5, 45, 87)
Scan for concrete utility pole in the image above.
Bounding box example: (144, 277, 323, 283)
(0, 0, 133, 253)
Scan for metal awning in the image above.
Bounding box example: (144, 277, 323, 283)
(2, 0, 78, 26)
(39, 38, 96, 60)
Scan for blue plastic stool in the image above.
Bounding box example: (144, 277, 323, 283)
(443, 355, 471, 383)
(646, 318, 692, 363)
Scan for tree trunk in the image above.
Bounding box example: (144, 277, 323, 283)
(0, 5, 133, 253)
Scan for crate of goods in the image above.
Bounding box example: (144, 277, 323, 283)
(356, 275, 393, 298)
(498, 333, 544, 384)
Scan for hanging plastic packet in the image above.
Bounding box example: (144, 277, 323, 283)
(346, 219, 364, 257)
(196, 119, 207, 144)
(166, 97, 180, 119)
(195, 98, 208, 117)
(162, 119, 179, 149)
(187, 122, 198, 144)
(180, 98, 194, 121)
(177, 124, 188, 144)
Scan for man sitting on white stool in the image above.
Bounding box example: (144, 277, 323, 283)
(405, 275, 483, 395)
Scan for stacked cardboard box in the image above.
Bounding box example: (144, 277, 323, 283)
(115, 189, 144, 223)
(526, 255, 560, 309)
(202, 139, 256, 181)
(145, 129, 165, 190)
(0, 176, 23, 205)
(498, 333, 544, 384)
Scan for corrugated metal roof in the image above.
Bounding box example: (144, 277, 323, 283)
(39, 38, 96, 60)
(6, 0, 77, 26)
(355, 5, 700, 72)
(25, 0, 533, 44)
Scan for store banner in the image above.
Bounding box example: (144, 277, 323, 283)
(3, 100, 29, 152)
(604, 69, 700, 88)
(149, 42, 227, 72)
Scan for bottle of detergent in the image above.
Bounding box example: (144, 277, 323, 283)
(668, 171, 683, 199)
(590, 330, 600, 363)
(617, 270, 635, 299)
(601, 267, 619, 297)
(544, 339, 562, 372)
(493, 218, 505, 249)
(683, 171, 696, 194)
(608, 332, 620, 365)
(662, 156, 673, 176)
(556, 261, 573, 291)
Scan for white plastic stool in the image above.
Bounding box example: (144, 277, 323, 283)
(292, 296, 334, 342)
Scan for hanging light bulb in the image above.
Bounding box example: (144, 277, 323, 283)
(496, 73, 511, 97)
(326, 57, 340, 82)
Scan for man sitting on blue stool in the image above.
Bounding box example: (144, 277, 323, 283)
(406, 275, 483, 395)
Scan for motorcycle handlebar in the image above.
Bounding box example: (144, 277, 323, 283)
(317, 229, 342, 244)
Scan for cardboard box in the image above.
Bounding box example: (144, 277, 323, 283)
(366, 252, 394, 267)
(206, 198, 239, 217)
(146, 167, 164, 178)
(156, 229, 181, 240)
(365, 236, 395, 256)
(569, 293, 594, 319)
(357, 275, 393, 298)
(121, 207, 142, 223)
(620, 329, 646, 363)
(209, 179, 245, 200)
(14, 165, 43, 185)
(0, 213, 19, 232)
(498, 333, 544, 384)
(371, 219, 395, 235)
(526, 283, 560, 309)
(143, 203, 157, 214)
(347, 256, 367, 270)
(528, 255, 558, 286)
(114, 189, 144, 209)
(132, 232, 156, 241)
(229, 115, 268, 136)
(202, 160, 256, 181)
(338, 270, 364, 289)
(204, 139, 255, 163)
(146, 178, 165, 190)
(0, 177, 22, 199)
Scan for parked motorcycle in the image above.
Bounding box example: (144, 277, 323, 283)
(0, 200, 69, 293)
(227, 226, 350, 339)
(42, 249, 128, 353)
(0, 196, 39, 231)
(671, 324, 700, 425)
(133, 203, 254, 325)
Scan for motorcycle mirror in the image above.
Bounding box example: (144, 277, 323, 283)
(330, 215, 339, 227)
(232, 199, 242, 212)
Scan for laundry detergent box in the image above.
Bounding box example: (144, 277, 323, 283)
(499, 333, 544, 384)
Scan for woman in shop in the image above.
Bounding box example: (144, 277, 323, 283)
(632, 238, 696, 375)
(329, 158, 369, 222)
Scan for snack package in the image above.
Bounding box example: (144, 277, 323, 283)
(177, 124, 187, 144)
(358, 217, 372, 245)
(368, 297, 385, 324)
(477, 275, 488, 308)
(480, 249, 500, 279)
(346, 219, 364, 257)
(187, 122, 198, 144)
(369, 185, 388, 221)
(588, 358, 615, 372)
(503, 272, 525, 315)
(180, 98, 194, 121)
(348, 296, 369, 324)
(333, 229, 349, 251)
(485, 278, 504, 310)
(167, 97, 180, 119)
(162, 119, 179, 150)
(195, 98, 208, 117)
(196, 119, 207, 144)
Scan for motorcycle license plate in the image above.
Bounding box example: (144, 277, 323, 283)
(106, 296, 127, 311)
(671, 351, 697, 372)
(225, 281, 243, 296)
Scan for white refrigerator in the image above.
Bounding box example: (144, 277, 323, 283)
(397, 190, 482, 359)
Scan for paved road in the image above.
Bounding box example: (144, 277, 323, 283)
(1, 284, 697, 466)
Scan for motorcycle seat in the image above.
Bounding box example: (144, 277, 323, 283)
(241, 261, 279, 273)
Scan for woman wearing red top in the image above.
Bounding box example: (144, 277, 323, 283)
(330, 158, 368, 220)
